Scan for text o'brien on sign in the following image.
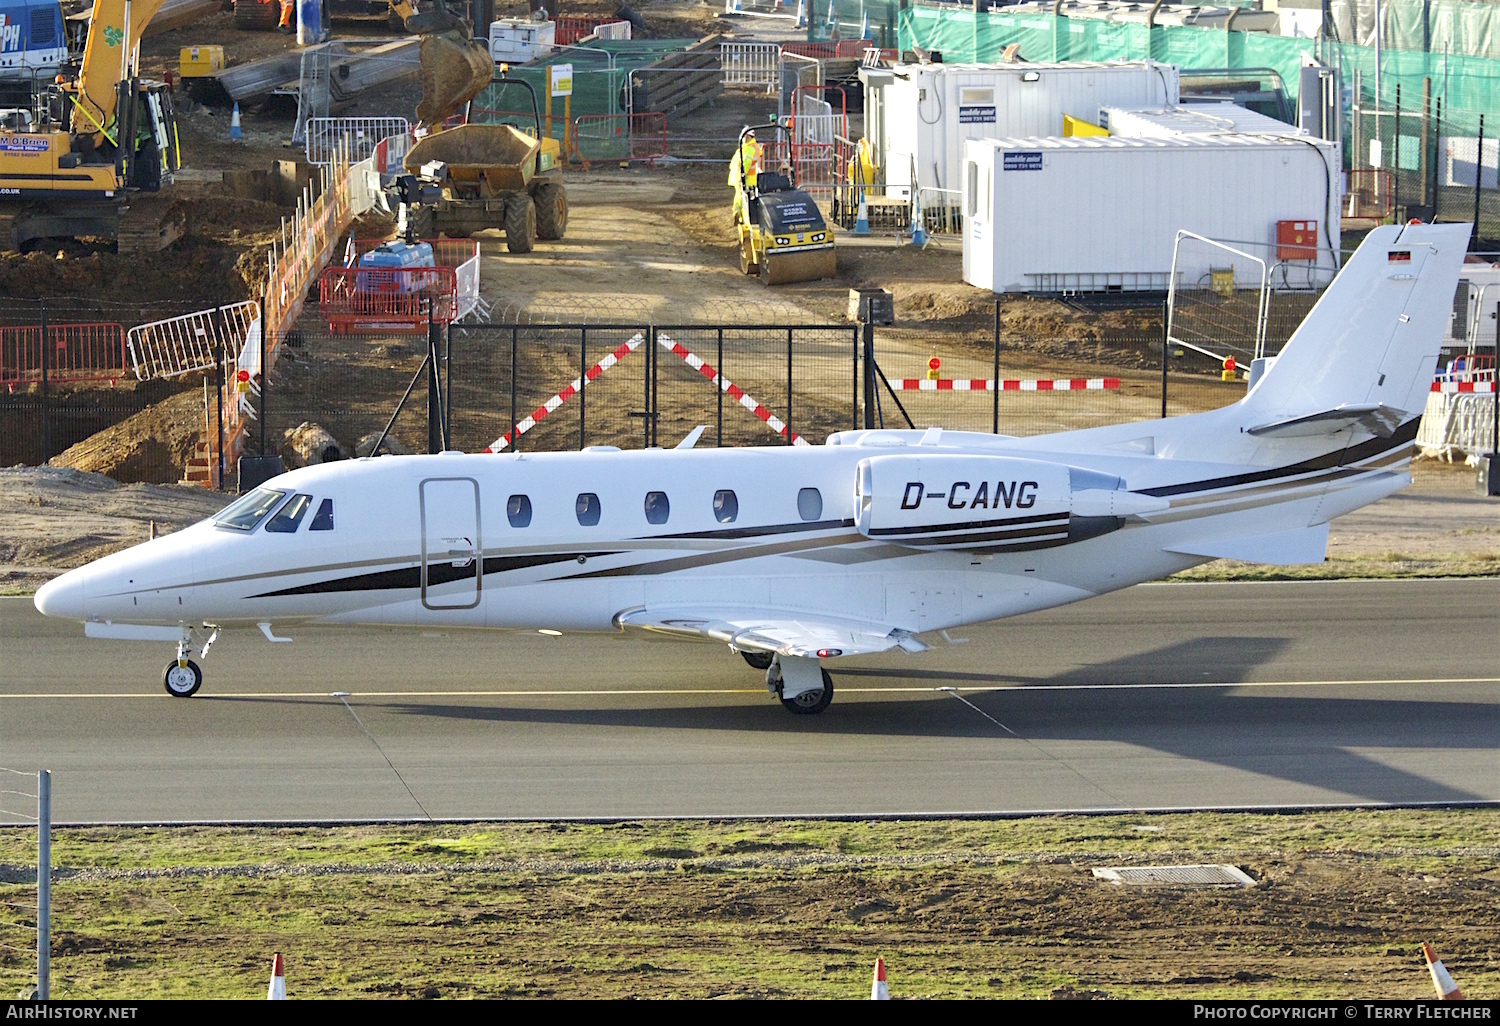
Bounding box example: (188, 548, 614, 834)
(550, 63, 573, 97)
(0, 137, 49, 154)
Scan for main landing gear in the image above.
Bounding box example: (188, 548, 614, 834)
(742, 651, 834, 715)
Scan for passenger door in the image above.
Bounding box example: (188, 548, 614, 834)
(420, 478, 481, 610)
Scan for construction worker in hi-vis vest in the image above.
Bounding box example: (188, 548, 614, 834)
(730, 131, 761, 220)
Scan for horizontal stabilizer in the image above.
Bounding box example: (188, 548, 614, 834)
(1163, 523, 1329, 566)
(1246, 404, 1406, 439)
(614, 606, 909, 658)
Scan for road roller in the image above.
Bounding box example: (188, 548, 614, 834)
(730, 122, 837, 286)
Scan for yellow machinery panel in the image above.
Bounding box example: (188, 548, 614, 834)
(179, 46, 225, 78)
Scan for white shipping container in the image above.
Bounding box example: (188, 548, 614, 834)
(1100, 103, 1307, 138)
(962, 135, 1341, 294)
(875, 61, 1179, 198)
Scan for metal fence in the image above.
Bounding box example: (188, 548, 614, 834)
(720, 42, 781, 88)
(305, 116, 411, 166)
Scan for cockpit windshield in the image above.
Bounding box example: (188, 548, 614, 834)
(213, 488, 287, 531)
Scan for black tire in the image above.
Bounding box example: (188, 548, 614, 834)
(233, 0, 279, 30)
(780, 668, 833, 715)
(504, 194, 536, 254)
(533, 181, 568, 241)
(163, 659, 203, 698)
(740, 650, 773, 671)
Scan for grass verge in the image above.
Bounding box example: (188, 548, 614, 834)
(0, 810, 1496, 999)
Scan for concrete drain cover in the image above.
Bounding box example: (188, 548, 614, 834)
(1092, 864, 1255, 888)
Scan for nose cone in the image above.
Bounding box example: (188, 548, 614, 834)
(34, 569, 88, 620)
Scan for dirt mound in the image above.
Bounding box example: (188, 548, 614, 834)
(49, 389, 206, 484)
(0, 466, 228, 591)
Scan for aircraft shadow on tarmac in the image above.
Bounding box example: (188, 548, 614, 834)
(288, 634, 1497, 807)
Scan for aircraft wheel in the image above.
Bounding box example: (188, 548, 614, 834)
(163, 659, 202, 698)
(740, 649, 773, 670)
(780, 669, 833, 715)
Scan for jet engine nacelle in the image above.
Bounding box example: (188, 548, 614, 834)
(853, 454, 1168, 550)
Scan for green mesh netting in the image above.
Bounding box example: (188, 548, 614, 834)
(896, 6, 1500, 130)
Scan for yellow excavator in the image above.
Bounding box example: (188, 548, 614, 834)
(0, 0, 185, 252)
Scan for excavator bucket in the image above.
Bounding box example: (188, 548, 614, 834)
(415, 29, 495, 129)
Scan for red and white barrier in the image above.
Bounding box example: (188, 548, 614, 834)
(481, 334, 645, 453)
(886, 377, 1121, 392)
(658, 334, 809, 446)
(870, 957, 889, 1000)
(1432, 381, 1496, 393)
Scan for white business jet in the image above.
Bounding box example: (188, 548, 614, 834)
(34, 223, 1466, 713)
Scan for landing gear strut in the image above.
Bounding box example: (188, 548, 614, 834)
(163, 640, 202, 698)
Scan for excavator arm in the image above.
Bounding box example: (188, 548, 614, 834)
(73, 0, 173, 142)
(390, 0, 495, 129)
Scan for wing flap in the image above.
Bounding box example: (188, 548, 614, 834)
(613, 606, 915, 657)
(1163, 523, 1329, 566)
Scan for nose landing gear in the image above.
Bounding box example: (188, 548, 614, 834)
(163, 640, 203, 698)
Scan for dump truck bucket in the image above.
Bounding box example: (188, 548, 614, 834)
(760, 247, 838, 285)
(415, 29, 495, 129)
(405, 124, 542, 194)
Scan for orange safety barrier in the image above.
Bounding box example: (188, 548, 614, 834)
(782, 41, 894, 60)
(319, 266, 459, 334)
(573, 113, 668, 166)
(1, 322, 128, 388)
(554, 15, 611, 45)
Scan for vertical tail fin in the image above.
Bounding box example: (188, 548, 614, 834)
(1245, 222, 1470, 424)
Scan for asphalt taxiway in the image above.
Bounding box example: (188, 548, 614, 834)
(1, 579, 1497, 823)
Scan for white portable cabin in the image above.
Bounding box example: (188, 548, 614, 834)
(867, 61, 1179, 199)
(961, 134, 1341, 294)
(1099, 102, 1308, 138)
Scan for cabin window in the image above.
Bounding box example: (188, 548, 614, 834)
(264, 493, 312, 533)
(966, 161, 979, 218)
(309, 498, 334, 531)
(644, 491, 670, 525)
(713, 489, 738, 523)
(959, 86, 994, 106)
(797, 487, 823, 521)
(576, 492, 601, 527)
(213, 488, 286, 532)
(507, 494, 532, 528)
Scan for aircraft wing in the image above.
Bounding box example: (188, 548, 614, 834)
(612, 606, 927, 657)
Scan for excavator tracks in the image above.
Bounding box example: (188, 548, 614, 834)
(116, 196, 189, 256)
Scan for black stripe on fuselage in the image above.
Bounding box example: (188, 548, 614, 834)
(250, 551, 619, 597)
(652, 518, 855, 540)
(1138, 418, 1420, 499)
(866, 511, 1065, 537)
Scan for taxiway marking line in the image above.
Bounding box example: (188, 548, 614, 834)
(2, 676, 1498, 700)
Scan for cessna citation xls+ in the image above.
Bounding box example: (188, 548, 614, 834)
(34, 223, 1467, 713)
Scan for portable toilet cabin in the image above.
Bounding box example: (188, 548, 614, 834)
(961, 134, 1340, 294)
(865, 61, 1179, 203)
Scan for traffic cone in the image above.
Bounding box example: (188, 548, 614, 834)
(861, 8, 870, 38)
(266, 952, 286, 1000)
(1423, 943, 1464, 1001)
(870, 957, 889, 1000)
(854, 196, 869, 235)
(794, 0, 807, 28)
(229, 102, 243, 142)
